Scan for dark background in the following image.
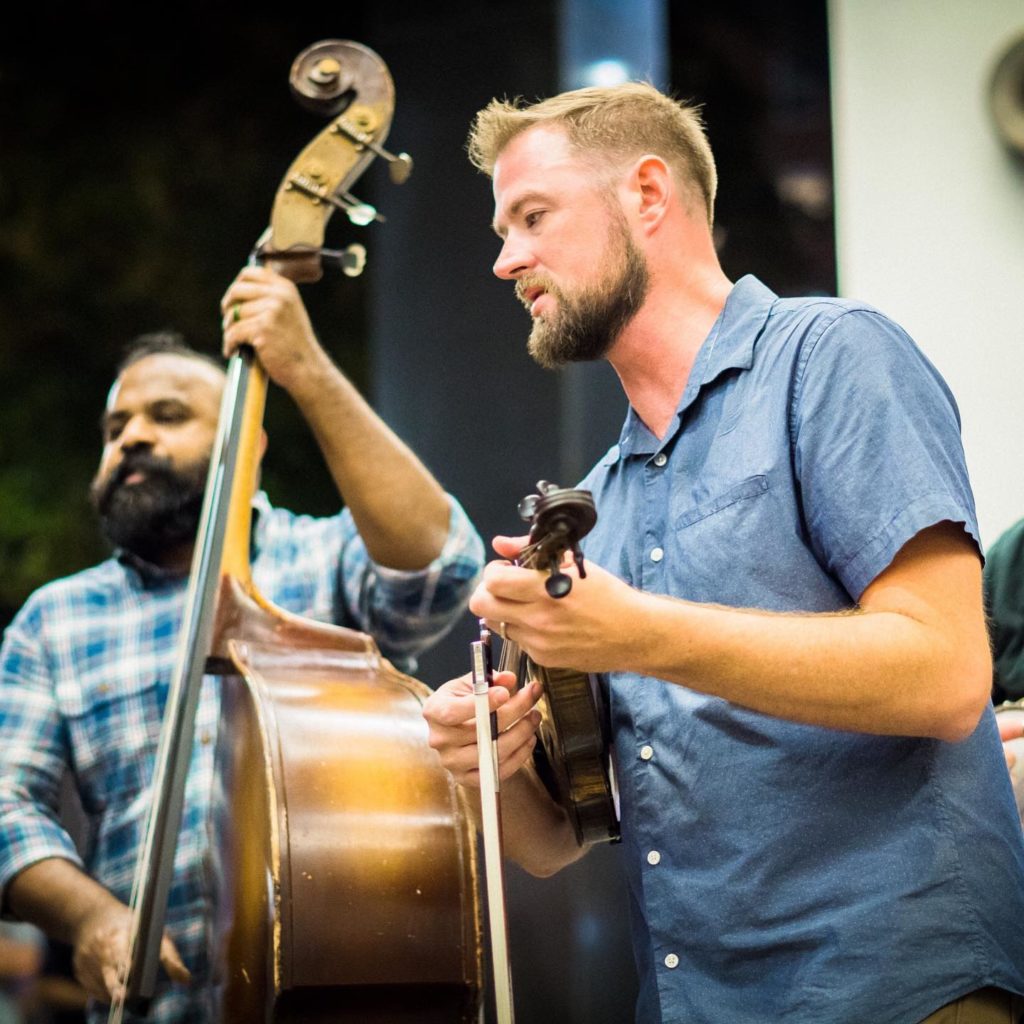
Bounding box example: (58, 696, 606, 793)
(0, 2, 834, 1020)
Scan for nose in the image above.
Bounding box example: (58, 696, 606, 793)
(117, 414, 156, 451)
(492, 236, 535, 280)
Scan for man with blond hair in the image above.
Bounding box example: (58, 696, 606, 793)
(424, 83, 1024, 1024)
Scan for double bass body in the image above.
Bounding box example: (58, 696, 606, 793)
(207, 582, 481, 1023)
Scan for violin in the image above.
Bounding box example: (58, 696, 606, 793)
(498, 481, 620, 846)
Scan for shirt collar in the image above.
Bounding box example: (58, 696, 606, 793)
(696, 274, 777, 387)
(612, 275, 778, 461)
(116, 548, 187, 588)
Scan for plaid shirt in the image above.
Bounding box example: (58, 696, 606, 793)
(0, 492, 482, 1022)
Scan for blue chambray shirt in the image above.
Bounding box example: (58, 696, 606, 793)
(0, 491, 483, 1023)
(579, 276, 1024, 1024)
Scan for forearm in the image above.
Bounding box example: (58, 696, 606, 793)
(0, 933, 42, 976)
(7, 857, 123, 946)
(494, 524, 991, 742)
(466, 763, 585, 878)
(286, 352, 450, 570)
(424, 672, 582, 876)
(632, 590, 990, 741)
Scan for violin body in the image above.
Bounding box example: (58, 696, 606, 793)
(207, 581, 481, 1023)
(524, 658, 619, 846)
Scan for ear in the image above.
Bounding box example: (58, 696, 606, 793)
(629, 155, 673, 234)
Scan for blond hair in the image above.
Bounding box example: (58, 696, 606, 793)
(466, 82, 718, 226)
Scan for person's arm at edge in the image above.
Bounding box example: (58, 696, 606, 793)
(6, 857, 188, 1003)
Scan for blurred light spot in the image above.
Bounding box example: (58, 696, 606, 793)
(581, 59, 631, 87)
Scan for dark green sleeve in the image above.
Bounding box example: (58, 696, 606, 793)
(984, 517, 1024, 703)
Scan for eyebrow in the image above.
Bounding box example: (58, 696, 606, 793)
(492, 190, 550, 238)
(100, 409, 125, 435)
(99, 397, 192, 437)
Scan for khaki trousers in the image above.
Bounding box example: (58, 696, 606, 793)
(918, 988, 1024, 1024)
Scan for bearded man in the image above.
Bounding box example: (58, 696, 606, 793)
(0, 265, 483, 1022)
(423, 83, 1024, 1024)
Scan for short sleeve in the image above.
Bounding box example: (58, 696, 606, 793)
(792, 309, 980, 600)
(252, 492, 483, 673)
(338, 494, 484, 668)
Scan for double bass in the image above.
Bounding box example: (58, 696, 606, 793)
(113, 41, 481, 1023)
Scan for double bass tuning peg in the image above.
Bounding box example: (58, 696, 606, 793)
(331, 119, 414, 184)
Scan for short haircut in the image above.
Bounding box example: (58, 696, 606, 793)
(116, 331, 224, 377)
(467, 81, 718, 226)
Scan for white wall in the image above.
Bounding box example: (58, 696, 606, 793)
(829, 0, 1024, 549)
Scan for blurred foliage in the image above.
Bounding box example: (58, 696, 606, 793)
(0, 9, 386, 626)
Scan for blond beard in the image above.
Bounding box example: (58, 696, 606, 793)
(520, 215, 649, 370)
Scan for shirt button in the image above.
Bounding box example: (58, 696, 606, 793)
(647, 850, 661, 866)
(640, 744, 654, 761)
(653, 453, 667, 467)
(664, 953, 679, 969)
(650, 547, 664, 562)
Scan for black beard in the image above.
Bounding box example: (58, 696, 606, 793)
(526, 222, 650, 370)
(90, 451, 208, 564)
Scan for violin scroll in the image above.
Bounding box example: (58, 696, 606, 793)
(517, 481, 596, 598)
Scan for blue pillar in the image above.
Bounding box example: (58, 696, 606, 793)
(555, 0, 669, 486)
(559, 0, 668, 90)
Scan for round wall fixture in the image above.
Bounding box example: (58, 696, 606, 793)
(989, 30, 1024, 156)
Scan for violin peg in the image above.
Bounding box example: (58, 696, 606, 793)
(572, 544, 588, 580)
(545, 571, 573, 599)
(517, 494, 539, 522)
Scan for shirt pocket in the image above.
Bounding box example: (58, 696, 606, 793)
(670, 475, 773, 604)
(674, 475, 770, 530)
(62, 673, 165, 809)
